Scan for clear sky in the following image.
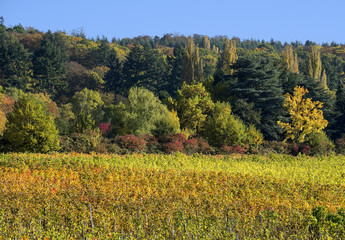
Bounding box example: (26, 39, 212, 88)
(2, 0, 345, 44)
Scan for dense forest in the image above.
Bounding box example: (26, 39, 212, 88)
(1, 18, 345, 155)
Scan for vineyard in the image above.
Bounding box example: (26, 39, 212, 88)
(1, 153, 345, 239)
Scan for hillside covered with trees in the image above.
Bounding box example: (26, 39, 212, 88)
(1, 19, 345, 155)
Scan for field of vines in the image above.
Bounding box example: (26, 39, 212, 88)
(1, 152, 345, 239)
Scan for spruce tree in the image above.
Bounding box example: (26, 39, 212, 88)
(123, 44, 167, 94)
(230, 55, 285, 140)
(0, 24, 30, 89)
(33, 31, 68, 96)
(104, 51, 123, 94)
(335, 80, 345, 137)
(166, 44, 184, 96)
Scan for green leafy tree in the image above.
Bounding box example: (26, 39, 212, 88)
(66, 61, 106, 96)
(71, 88, 104, 132)
(278, 86, 328, 143)
(3, 93, 60, 152)
(202, 102, 263, 147)
(173, 82, 214, 133)
(111, 87, 179, 136)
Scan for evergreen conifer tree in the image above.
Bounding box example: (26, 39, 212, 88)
(32, 31, 68, 96)
(231, 55, 285, 140)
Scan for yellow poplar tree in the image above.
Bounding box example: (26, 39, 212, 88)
(306, 45, 322, 81)
(202, 35, 211, 50)
(321, 69, 329, 90)
(282, 45, 299, 73)
(278, 86, 328, 143)
(221, 38, 238, 75)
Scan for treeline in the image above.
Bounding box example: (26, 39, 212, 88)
(1, 19, 345, 155)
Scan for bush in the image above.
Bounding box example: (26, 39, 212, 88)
(335, 138, 345, 155)
(221, 145, 248, 154)
(196, 137, 215, 154)
(184, 137, 199, 154)
(99, 122, 112, 136)
(261, 141, 293, 155)
(202, 102, 263, 148)
(141, 134, 160, 153)
(160, 133, 186, 154)
(116, 134, 147, 153)
(307, 131, 334, 155)
(60, 129, 102, 153)
(184, 136, 215, 155)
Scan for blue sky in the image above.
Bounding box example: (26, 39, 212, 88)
(2, 0, 345, 44)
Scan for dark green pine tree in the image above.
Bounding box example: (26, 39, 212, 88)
(165, 44, 184, 97)
(104, 50, 123, 95)
(230, 55, 286, 140)
(297, 76, 337, 138)
(94, 37, 112, 67)
(0, 24, 30, 90)
(335, 80, 345, 138)
(32, 31, 68, 97)
(123, 44, 149, 93)
(122, 44, 167, 95)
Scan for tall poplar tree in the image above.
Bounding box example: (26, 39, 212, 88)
(306, 45, 322, 81)
(182, 37, 203, 84)
(202, 35, 211, 50)
(281, 45, 299, 73)
(221, 38, 238, 75)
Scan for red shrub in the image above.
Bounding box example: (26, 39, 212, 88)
(163, 141, 184, 154)
(196, 137, 215, 154)
(184, 137, 199, 154)
(99, 122, 112, 136)
(161, 133, 186, 154)
(116, 134, 147, 152)
(222, 145, 248, 154)
(299, 145, 311, 155)
(141, 134, 160, 153)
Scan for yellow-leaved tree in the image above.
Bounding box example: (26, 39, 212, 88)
(278, 86, 328, 143)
